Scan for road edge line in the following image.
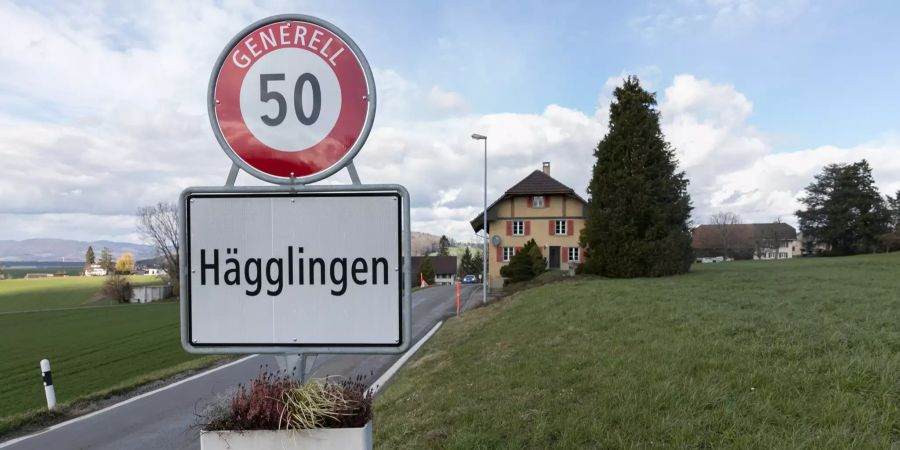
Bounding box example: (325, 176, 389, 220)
(372, 321, 442, 395)
(0, 354, 258, 448)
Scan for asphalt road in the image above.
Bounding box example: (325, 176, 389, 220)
(3, 284, 481, 450)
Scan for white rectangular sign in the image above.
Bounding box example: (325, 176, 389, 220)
(179, 186, 410, 354)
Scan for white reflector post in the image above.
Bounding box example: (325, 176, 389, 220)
(40, 359, 56, 410)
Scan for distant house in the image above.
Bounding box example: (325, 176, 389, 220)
(410, 256, 458, 285)
(692, 223, 800, 261)
(131, 285, 173, 303)
(84, 264, 107, 276)
(797, 232, 831, 256)
(470, 162, 587, 288)
(147, 268, 167, 276)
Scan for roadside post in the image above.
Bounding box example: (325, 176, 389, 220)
(40, 359, 56, 410)
(181, 14, 411, 385)
(455, 281, 460, 317)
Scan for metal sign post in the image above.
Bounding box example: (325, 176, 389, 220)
(182, 14, 408, 383)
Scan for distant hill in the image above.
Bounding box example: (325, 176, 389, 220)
(411, 232, 476, 256)
(411, 232, 440, 256)
(0, 239, 156, 262)
(0, 232, 453, 262)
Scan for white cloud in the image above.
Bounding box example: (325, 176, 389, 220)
(630, 0, 814, 38)
(373, 69, 469, 122)
(660, 74, 900, 226)
(426, 86, 468, 114)
(0, 2, 897, 246)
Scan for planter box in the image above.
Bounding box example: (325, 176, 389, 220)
(201, 422, 372, 450)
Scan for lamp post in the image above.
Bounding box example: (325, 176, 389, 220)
(471, 133, 488, 305)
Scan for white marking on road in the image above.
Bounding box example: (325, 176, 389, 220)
(372, 321, 443, 394)
(0, 355, 258, 448)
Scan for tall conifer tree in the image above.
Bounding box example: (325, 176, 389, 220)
(580, 76, 694, 277)
(796, 160, 890, 255)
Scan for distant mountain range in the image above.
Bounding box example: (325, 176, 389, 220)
(0, 232, 451, 262)
(0, 239, 157, 262)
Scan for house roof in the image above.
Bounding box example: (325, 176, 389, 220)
(692, 223, 797, 250)
(410, 256, 458, 276)
(506, 170, 577, 195)
(470, 170, 586, 232)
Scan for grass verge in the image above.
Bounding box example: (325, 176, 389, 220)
(0, 355, 225, 438)
(0, 302, 224, 438)
(374, 254, 900, 449)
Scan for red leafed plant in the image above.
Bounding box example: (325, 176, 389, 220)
(201, 368, 373, 431)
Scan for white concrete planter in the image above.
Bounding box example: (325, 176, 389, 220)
(200, 422, 372, 450)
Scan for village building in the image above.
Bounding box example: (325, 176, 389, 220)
(410, 256, 458, 285)
(471, 162, 587, 288)
(131, 285, 174, 303)
(84, 264, 108, 277)
(692, 223, 801, 261)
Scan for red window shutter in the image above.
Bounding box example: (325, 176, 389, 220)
(526, 196, 532, 208)
(549, 220, 555, 235)
(567, 219, 574, 235)
(562, 247, 569, 263)
(545, 195, 550, 207)
(524, 221, 531, 235)
(506, 220, 512, 236)
(496, 247, 502, 262)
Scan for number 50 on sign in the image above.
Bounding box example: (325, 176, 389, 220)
(208, 15, 376, 185)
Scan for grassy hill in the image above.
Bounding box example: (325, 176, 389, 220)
(375, 254, 900, 448)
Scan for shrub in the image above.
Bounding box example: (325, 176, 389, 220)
(500, 239, 546, 283)
(419, 255, 435, 285)
(201, 370, 373, 431)
(102, 274, 133, 303)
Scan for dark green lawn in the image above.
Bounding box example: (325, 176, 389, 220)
(375, 254, 900, 449)
(0, 278, 222, 436)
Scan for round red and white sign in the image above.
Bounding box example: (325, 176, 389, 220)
(208, 15, 375, 184)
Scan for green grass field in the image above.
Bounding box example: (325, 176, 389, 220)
(1, 266, 85, 279)
(375, 254, 900, 449)
(0, 275, 163, 313)
(0, 276, 222, 435)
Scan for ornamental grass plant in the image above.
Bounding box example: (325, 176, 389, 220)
(201, 370, 373, 432)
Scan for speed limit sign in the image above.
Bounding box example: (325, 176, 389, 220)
(208, 14, 376, 184)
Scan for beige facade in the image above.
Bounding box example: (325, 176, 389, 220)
(485, 194, 586, 288)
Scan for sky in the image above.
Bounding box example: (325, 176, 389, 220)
(1, 0, 899, 245)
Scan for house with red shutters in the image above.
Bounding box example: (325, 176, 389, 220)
(471, 162, 587, 288)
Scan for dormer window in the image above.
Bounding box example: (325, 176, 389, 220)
(531, 195, 545, 208)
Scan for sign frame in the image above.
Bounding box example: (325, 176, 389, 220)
(178, 184, 412, 355)
(207, 14, 377, 185)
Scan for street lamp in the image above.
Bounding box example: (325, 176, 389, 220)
(471, 133, 488, 305)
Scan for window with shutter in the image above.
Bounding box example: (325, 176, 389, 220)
(512, 220, 524, 236)
(554, 220, 567, 235)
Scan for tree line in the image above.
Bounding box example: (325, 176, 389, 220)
(796, 160, 899, 255)
(84, 246, 134, 274)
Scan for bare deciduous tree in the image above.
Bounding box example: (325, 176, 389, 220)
(137, 202, 179, 284)
(709, 211, 741, 259)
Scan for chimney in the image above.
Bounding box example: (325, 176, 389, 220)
(542, 162, 550, 175)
